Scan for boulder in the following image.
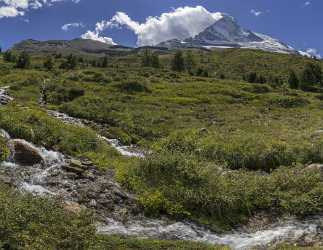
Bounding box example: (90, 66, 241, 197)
(63, 201, 84, 214)
(63, 159, 86, 174)
(9, 139, 44, 166)
(305, 164, 323, 177)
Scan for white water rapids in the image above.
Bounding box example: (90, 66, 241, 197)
(2, 137, 66, 196)
(47, 110, 144, 158)
(98, 217, 321, 250)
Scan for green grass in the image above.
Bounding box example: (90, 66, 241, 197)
(93, 236, 227, 250)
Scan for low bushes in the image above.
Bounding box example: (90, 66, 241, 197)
(46, 83, 85, 105)
(268, 96, 310, 108)
(118, 150, 323, 229)
(116, 80, 151, 93)
(0, 184, 96, 250)
(154, 129, 323, 171)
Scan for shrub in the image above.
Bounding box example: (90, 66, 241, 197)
(120, 150, 323, 228)
(0, 184, 96, 250)
(268, 96, 310, 108)
(46, 84, 85, 104)
(117, 80, 151, 93)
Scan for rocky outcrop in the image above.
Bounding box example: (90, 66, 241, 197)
(0, 87, 13, 105)
(305, 163, 323, 178)
(44, 158, 138, 219)
(8, 139, 45, 166)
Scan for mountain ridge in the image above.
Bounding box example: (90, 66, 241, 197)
(11, 38, 133, 56)
(157, 13, 296, 54)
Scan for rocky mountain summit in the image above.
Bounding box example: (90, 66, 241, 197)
(158, 13, 295, 54)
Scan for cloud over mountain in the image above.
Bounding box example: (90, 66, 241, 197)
(82, 6, 224, 46)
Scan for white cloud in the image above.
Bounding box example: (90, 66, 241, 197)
(299, 48, 321, 59)
(81, 30, 116, 45)
(62, 21, 84, 31)
(0, 6, 23, 18)
(0, 0, 80, 18)
(250, 9, 263, 16)
(305, 48, 321, 59)
(81, 6, 224, 46)
(304, 1, 311, 6)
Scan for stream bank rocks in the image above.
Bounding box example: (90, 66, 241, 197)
(8, 139, 45, 166)
(51, 158, 139, 219)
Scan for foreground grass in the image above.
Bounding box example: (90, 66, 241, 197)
(93, 236, 227, 250)
(0, 184, 223, 250)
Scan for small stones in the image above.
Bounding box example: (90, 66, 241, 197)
(89, 199, 97, 208)
(63, 201, 84, 214)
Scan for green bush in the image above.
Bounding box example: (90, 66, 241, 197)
(0, 137, 9, 161)
(45, 82, 84, 105)
(0, 184, 96, 250)
(119, 150, 323, 229)
(116, 80, 151, 93)
(268, 96, 310, 108)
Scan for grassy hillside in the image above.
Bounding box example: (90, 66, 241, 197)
(0, 48, 323, 248)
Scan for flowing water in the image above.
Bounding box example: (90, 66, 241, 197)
(47, 110, 145, 158)
(1, 130, 66, 196)
(98, 217, 322, 250)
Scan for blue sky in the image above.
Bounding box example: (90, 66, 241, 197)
(0, 0, 321, 57)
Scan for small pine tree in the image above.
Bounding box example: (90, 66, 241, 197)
(171, 51, 185, 72)
(101, 56, 108, 68)
(151, 54, 160, 68)
(141, 49, 151, 67)
(288, 70, 299, 89)
(44, 57, 54, 71)
(3, 51, 16, 62)
(257, 75, 266, 84)
(300, 62, 322, 88)
(16, 51, 31, 69)
(67, 54, 77, 69)
(60, 54, 77, 70)
(245, 72, 257, 83)
(185, 51, 196, 73)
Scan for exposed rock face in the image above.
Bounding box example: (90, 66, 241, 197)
(0, 87, 13, 105)
(8, 139, 45, 166)
(44, 158, 138, 219)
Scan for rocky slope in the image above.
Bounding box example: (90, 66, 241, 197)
(12, 39, 133, 56)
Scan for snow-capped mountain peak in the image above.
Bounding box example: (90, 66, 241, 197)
(158, 13, 296, 54)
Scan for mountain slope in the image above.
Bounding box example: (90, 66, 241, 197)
(158, 14, 295, 54)
(11, 39, 133, 56)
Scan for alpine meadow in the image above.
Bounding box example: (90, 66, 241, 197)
(0, 2, 323, 250)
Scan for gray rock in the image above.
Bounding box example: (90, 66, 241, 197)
(305, 164, 323, 178)
(9, 139, 44, 166)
